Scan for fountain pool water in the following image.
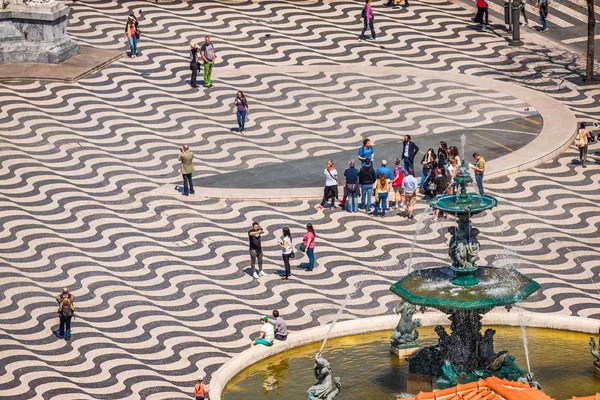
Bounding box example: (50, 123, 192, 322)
(223, 327, 600, 400)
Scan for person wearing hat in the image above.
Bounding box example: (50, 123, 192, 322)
(194, 376, 209, 400)
(250, 315, 275, 347)
(375, 160, 392, 210)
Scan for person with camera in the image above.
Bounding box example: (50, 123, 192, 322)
(178, 145, 195, 196)
(123, 14, 140, 58)
(248, 222, 265, 279)
(278, 227, 293, 281)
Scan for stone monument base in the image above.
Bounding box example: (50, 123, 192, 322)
(0, 2, 79, 64)
(389, 344, 419, 358)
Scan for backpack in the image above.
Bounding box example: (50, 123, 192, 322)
(58, 296, 74, 317)
(361, 7, 367, 18)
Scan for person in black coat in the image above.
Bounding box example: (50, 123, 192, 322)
(358, 159, 376, 211)
(402, 135, 419, 175)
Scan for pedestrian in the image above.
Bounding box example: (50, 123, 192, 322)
(519, 0, 529, 26)
(178, 144, 194, 196)
(372, 171, 389, 217)
(402, 135, 419, 174)
(189, 40, 199, 88)
(420, 148, 437, 191)
(301, 223, 316, 271)
(358, 158, 376, 211)
(402, 168, 418, 219)
(359, 0, 376, 41)
(234, 91, 249, 134)
(344, 160, 360, 213)
(449, 145, 461, 166)
(123, 14, 140, 58)
(357, 138, 374, 167)
(386, 0, 407, 8)
(433, 168, 449, 220)
(471, 153, 486, 196)
(315, 160, 338, 211)
(272, 310, 288, 341)
(250, 315, 275, 347)
(438, 141, 448, 171)
(375, 160, 393, 208)
(56, 287, 74, 340)
(194, 376, 209, 400)
(278, 227, 293, 280)
(535, 0, 549, 32)
(248, 222, 265, 279)
(200, 36, 217, 88)
(447, 157, 458, 194)
(391, 158, 406, 209)
(575, 122, 592, 168)
(474, 0, 489, 25)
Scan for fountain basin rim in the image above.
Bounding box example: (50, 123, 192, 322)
(429, 194, 498, 215)
(209, 313, 600, 400)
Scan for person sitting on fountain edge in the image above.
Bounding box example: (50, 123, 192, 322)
(250, 315, 275, 347)
(272, 310, 288, 341)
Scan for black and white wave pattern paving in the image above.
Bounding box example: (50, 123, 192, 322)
(0, 145, 599, 399)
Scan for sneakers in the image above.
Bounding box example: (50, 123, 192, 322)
(252, 272, 259, 279)
(315, 204, 324, 210)
(330, 206, 335, 211)
(521, 22, 528, 26)
(258, 270, 266, 277)
(541, 27, 549, 32)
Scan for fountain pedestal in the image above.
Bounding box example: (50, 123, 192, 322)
(390, 344, 419, 358)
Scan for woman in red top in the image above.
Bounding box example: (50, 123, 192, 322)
(474, 0, 489, 25)
(303, 223, 316, 271)
(194, 376, 209, 400)
(359, 0, 376, 41)
(123, 14, 140, 58)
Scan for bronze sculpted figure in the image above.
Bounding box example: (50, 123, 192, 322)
(307, 354, 341, 400)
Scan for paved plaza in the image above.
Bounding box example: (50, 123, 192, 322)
(0, 0, 599, 399)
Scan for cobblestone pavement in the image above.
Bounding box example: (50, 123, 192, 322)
(0, 0, 599, 399)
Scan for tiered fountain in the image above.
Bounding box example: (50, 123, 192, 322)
(390, 161, 540, 390)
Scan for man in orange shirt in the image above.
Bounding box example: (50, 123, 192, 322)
(194, 376, 209, 400)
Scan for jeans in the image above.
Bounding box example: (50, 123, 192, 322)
(282, 253, 291, 278)
(360, 183, 373, 210)
(307, 248, 315, 270)
(579, 145, 588, 165)
(360, 18, 376, 39)
(420, 168, 430, 188)
(249, 249, 263, 272)
(129, 36, 138, 56)
(320, 186, 336, 208)
(183, 173, 194, 195)
(373, 193, 388, 216)
(539, 9, 547, 29)
(346, 194, 359, 212)
(475, 174, 484, 196)
(59, 316, 71, 339)
(204, 61, 213, 86)
(237, 110, 247, 132)
(403, 158, 413, 175)
(190, 62, 198, 87)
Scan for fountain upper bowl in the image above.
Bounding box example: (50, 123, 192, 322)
(430, 194, 498, 216)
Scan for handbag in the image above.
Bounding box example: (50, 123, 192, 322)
(299, 244, 306, 253)
(289, 251, 296, 259)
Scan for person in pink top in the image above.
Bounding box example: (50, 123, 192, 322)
(360, 0, 376, 41)
(302, 223, 316, 271)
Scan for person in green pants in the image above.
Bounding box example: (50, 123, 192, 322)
(200, 36, 217, 88)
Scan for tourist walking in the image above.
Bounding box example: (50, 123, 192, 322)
(357, 138, 374, 167)
(189, 40, 199, 88)
(474, 0, 489, 25)
(402, 168, 418, 219)
(575, 122, 592, 168)
(200, 36, 217, 87)
(535, 0, 549, 32)
(386, 0, 408, 8)
(56, 288, 74, 340)
(402, 135, 419, 174)
(234, 91, 249, 134)
(391, 158, 406, 209)
(358, 159, 376, 211)
(372, 172, 389, 217)
(433, 168, 449, 220)
(124, 14, 140, 58)
(519, 0, 529, 26)
(279, 227, 293, 280)
(178, 145, 194, 196)
(438, 141, 448, 171)
(194, 376, 209, 400)
(250, 316, 275, 347)
(420, 148, 437, 190)
(344, 160, 360, 212)
(471, 153, 486, 196)
(301, 223, 316, 271)
(359, 0, 376, 41)
(316, 160, 338, 211)
(248, 222, 265, 279)
(272, 310, 289, 341)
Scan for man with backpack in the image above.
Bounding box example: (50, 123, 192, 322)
(56, 288, 74, 340)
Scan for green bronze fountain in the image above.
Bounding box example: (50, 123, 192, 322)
(389, 161, 540, 390)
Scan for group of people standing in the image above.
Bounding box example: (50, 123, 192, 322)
(189, 36, 217, 88)
(316, 137, 486, 220)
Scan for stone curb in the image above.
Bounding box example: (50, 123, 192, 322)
(208, 312, 600, 399)
(194, 65, 576, 200)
